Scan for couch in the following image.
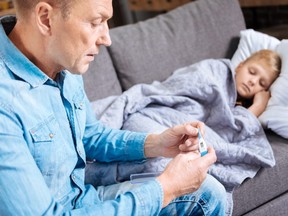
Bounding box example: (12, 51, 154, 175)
(83, 0, 288, 215)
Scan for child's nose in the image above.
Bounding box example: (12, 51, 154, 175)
(249, 77, 258, 86)
(248, 80, 254, 86)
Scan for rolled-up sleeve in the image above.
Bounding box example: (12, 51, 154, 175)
(83, 99, 148, 162)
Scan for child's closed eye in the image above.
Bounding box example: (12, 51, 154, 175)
(249, 68, 255, 75)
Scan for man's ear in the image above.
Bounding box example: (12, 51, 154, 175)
(34, 2, 53, 35)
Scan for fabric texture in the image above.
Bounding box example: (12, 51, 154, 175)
(233, 131, 288, 216)
(91, 58, 276, 189)
(94, 175, 226, 216)
(83, 45, 122, 101)
(90, 59, 276, 215)
(108, 0, 245, 90)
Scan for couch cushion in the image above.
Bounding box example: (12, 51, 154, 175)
(232, 131, 288, 216)
(108, 0, 246, 90)
(83, 46, 122, 101)
(243, 192, 288, 216)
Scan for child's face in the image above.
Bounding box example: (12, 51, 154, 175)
(235, 59, 277, 99)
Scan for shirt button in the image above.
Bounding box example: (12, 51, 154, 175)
(49, 133, 54, 138)
(78, 149, 82, 156)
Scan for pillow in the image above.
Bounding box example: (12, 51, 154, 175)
(231, 29, 288, 139)
(231, 29, 280, 69)
(259, 40, 288, 139)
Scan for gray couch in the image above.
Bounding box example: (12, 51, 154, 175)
(83, 0, 288, 215)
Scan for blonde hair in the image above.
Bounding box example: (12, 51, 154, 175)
(243, 49, 282, 79)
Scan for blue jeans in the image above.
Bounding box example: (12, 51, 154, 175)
(96, 174, 226, 216)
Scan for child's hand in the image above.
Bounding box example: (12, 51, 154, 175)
(248, 90, 271, 117)
(253, 90, 271, 107)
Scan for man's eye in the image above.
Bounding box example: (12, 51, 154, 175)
(91, 23, 99, 27)
(91, 19, 103, 28)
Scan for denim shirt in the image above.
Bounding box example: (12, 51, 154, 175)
(0, 16, 163, 215)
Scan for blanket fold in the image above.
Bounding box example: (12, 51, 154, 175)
(88, 59, 275, 214)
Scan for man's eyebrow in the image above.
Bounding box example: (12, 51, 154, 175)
(98, 7, 113, 19)
(103, 12, 112, 20)
(92, 13, 111, 21)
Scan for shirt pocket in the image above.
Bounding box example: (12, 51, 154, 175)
(30, 115, 56, 143)
(29, 115, 62, 178)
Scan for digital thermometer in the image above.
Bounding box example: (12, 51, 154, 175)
(198, 128, 208, 156)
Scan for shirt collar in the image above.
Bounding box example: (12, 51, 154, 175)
(0, 16, 50, 88)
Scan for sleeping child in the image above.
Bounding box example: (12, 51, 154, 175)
(86, 49, 281, 189)
(234, 49, 281, 117)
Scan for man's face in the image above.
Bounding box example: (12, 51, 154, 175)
(235, 59, 276, 99)
(47, 0, 112, 75)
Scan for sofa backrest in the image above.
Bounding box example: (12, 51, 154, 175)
(83, 46, 122, 101)
(83, 0, 246, 101)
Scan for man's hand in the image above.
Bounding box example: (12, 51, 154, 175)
(157, 147, 217, 207)
(144, 121, 205, 158)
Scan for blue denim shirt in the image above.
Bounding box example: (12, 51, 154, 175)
(0, 16, 163, 215)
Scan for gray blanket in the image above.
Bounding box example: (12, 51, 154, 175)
(87, 59, 275, 214)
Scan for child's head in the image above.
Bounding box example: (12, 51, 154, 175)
(235, 49, 281, 99)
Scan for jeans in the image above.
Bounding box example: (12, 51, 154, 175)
(96, 174, 226, 216)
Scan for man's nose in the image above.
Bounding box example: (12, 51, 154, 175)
(97, 23, 112, 47)
(101, 34, 112, 46)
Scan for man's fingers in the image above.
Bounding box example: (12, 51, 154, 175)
(202, 146, 217, 165)
(184, 147, 217, 167)
(179, 138, 199, 151)
(172, 121, 205, 137)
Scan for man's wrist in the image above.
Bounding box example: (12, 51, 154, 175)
(144, 134, 160, 158)
(156, 174, 176, 207)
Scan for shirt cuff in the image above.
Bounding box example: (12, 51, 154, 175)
(132, 179, 163, 215)
(125, 132, 147, 160)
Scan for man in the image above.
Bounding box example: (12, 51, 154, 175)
(0, 0, 226, 215)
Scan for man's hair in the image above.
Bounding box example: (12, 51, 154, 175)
(12, 0, 76, 19)
(243, 49, 282, 78)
